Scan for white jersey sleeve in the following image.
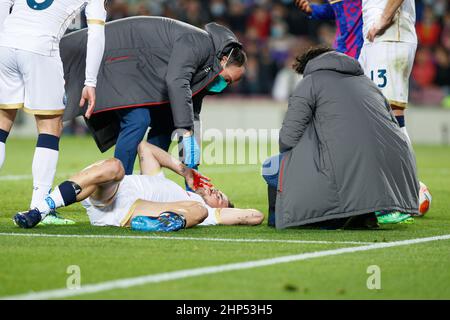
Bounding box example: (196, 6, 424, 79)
(84, 0, 106, 87)
(0, 0, 13, 30)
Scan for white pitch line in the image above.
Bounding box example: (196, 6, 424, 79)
(3, 234, 450, 300)
(0, 232, 373, 245)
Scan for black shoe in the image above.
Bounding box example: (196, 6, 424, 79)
(343, 213, 379, 230)
(13, 209, 42, 229)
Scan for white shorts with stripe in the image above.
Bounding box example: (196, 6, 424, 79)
(358, 41, 417, 108)
(0, 47, 65, 115)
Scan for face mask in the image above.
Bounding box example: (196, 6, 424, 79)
(207, 75, 228, 93)
(211, 3, 226, 16)
(207, 48, 235, 93)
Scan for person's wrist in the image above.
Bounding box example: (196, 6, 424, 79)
(179, 163, 189, 177)
(380, 13, 392, 26)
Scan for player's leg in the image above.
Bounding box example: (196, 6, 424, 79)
(0, 47, 25, 170)
(262, 154, 283, 227)
(137, 141, 162, 176)
(115, 107, 151, 175)
(32, 114, 63, 208)
(360, 42, 414, 143)
(125, 200, 208, 231)
(388, 42, 417, 145)
(14, 158, 125, 228)
(0, 109, 17, 169)
(17, 51, 66, 209)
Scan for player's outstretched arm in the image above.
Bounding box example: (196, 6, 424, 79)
(295, 0, 335, 20)
(367, 0, 405, 42)
(0, 0, 13, 28)
(81, 0, 107, 118)
(217, 208, 265, 226)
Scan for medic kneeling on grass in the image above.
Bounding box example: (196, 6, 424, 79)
(13, 142, 264, 231)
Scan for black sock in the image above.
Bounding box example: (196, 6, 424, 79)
(396, 116, 405, 128)
(0, 129, 9, 143)
(58, 181, 82, 207)
(268, 185, 277, 227)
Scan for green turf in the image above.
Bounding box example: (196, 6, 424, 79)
(0, 137, 449, 299)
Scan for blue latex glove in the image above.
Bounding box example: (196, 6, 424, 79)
(181, 134, 200, 169)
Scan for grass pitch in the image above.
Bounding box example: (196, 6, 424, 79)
(0, 137, 449, 299)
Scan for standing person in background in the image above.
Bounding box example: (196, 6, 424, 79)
(360, 0, 417, 143)
(295, 0, 363, 59)
(0, 0, 106, 224)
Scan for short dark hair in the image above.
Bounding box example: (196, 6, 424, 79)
(293, 46, 334, 74)
(223, 46, 247, 67)
(228, 200, 235, 208)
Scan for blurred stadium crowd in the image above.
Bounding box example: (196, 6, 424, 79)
(90, 0, 450, 106)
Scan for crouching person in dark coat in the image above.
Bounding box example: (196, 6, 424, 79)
(262, 47, 420, 229)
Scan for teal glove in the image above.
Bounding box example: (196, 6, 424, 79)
(181, 134, 200, 168)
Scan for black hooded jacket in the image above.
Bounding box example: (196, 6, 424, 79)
(60, 16, 242, 151)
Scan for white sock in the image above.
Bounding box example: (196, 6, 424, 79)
(31, 147, 59, 209)
(402, 127, 412, 145)
(36, 186, 65, 217)
(0, 142, 5, 170)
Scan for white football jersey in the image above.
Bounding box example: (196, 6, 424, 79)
(0, 0, 106, 56)
(362, 0, 417, 44)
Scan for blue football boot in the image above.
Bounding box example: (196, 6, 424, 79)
(131, 212, 186, 232)
(13, 209, 42, 229)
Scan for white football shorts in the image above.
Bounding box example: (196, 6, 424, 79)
(0, 47, 65, 115)
(358, 41, 417, 109)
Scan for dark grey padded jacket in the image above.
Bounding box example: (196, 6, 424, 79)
(61, 16, 241, 151)
(275, 51, 420, 229)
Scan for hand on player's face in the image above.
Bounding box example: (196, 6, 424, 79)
(294, 0, 312, 14)
(197, 187, 230, 208)
(185, 168, 213, 191)
(80, 86, 96, 119)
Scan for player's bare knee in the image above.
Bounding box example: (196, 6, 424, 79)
(104, 158, 125, 180)
(137, 141, 151, 156)
(35, 115, 63, 136)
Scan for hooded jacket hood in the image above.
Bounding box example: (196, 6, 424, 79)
(205, 22, 242, 59)
(303, 51, 364, 77)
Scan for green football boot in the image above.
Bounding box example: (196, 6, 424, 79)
(375, 211, 411, 225)
(399, 216, 415, 225)
(39, 211, 76, 226)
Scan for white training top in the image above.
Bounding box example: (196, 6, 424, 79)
(362, 0, 417, 44)
(0, 0, 106, 87)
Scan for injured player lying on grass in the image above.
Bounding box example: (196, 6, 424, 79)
(13, 142, 264, 232)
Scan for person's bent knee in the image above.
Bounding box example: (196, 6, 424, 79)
(104, 158, 125, 181)
(262, 155, 281, 188)
(137, 141, 150, 156)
